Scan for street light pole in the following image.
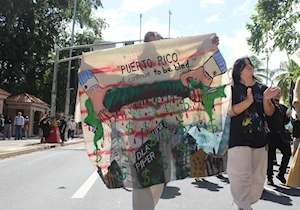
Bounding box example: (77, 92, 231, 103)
(265, 48, 270, 86)
(168, 10, 172, 38)
(64, 0, 77, 120)
(50, 48, 59, 117)
(140, 13, 142, 42)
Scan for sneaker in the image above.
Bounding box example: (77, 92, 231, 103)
(276, 174, 286, 184)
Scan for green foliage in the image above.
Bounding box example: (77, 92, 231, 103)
(247, 55, 300, 104)
(249, 55, 264, 70)
(0, 0, 107, 114)
(269, 60, 300, 104)
(246, 0, 300, 55)
(66, 0, 107, 36)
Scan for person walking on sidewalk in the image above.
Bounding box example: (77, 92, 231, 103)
(39, 114, 51, 143)
(3, 115, 12, 140)
(23, 116, 29, 139)
(58, 115, 67, 145)
(68, 119, 76, 140)
(14, 112, 24, 140)
(0, 114, 4, 139)
(266, 91, 292, 185)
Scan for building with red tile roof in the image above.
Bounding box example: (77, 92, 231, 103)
(4, 93, 49, 137)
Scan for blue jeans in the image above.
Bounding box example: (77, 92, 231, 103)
(15, 125, 22, 140)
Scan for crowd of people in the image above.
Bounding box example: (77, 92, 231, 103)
(0, 111, 77, 143)
(0, 112, 29, 140)
(228, 57, 300, 210)
(38, 114, 77, 144)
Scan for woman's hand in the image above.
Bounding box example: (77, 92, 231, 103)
(246, 88, 254, 104)
(263, 87, 281, 100)
(212, 35, 219, 45)
(286, 109, 291, 118)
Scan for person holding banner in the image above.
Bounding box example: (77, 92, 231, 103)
(286, 76, 300, 188)
(228, 57, 280, 210)
(131, 32, 165, 210)
(79, 30, 229, 210)
(132, 31, 221, 210)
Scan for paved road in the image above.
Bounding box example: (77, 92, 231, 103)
(0, 143, 299, 210)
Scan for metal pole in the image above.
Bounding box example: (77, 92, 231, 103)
(168, 10, 172, 38)
(266, 56, 269, 86)
(140, 14, 142, 42)
(50, 47, 59, 117)
(266, 49, 269, 86)
(65, 0, 77, 120)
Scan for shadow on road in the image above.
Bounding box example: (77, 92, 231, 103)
(191, 179, 223, 192)
(215, 174, 230, 184)
(274, 185, 300, 197)
(160, 186, 181, 199)
(261, 188, 292, 206)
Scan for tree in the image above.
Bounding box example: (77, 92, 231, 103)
(249, 55, 264, 70)
(0, 0, 107, 113)
(247, 55, 271, 83)
(0, 0, 64, 95)
(246, 0, 300, 56)
(269, 60, 300, 104)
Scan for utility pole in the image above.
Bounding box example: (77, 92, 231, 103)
(265, 48, 270, 86)
(168, 10, 172, 38)
(50, 48, 59, 117)
(65, 0, 77, 119)
(140, 13, 142, 42)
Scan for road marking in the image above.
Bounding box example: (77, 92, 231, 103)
(71, 171, 99, 198)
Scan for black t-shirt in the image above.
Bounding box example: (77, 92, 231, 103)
(266, 103, 289, 133)
(58, 119, 66, 132)
(230, 82, 267, 149)
(5, 118, 12, 124)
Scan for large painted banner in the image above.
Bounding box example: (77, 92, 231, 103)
(78, 33, 231, 189)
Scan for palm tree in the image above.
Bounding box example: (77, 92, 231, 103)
(270, 60, 300, 103)
(249, 55, 273, 84)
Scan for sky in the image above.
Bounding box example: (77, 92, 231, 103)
(93, 0, 291, 70)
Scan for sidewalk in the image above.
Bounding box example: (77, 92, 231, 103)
(0, 136, 84, 159)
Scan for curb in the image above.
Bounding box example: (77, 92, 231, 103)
(0, 140, 84, 159)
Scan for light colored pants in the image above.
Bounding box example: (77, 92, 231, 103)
(4, 124, 11, 139)
(293, 138, 300, 156)
(227, 146, 267, 210)
(132, 184, 164, 210)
